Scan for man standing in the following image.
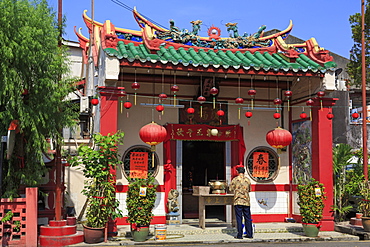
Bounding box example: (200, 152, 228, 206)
(230, 166, 253, 239)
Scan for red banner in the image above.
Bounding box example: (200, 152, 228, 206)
(130, 152, 148, 179)
(252, 152, 269, 178)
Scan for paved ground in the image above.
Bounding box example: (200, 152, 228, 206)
(69, 220, 362, 246)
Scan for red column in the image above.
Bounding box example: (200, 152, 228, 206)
(26, 187, 38, 247)
(311, 97, 337, 231)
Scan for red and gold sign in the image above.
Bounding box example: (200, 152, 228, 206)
(129, 152, 148, 178)
(252, 152, 269, 178)
(166, 124, 240, 141)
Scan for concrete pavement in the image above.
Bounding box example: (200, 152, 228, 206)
(69, 219, 362, 246)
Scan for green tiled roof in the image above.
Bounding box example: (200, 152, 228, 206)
(105, 41, 337, 73)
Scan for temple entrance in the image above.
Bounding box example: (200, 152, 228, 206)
(182, 141, 225, 220)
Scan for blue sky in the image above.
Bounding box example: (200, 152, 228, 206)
(47, 0, 360, 59)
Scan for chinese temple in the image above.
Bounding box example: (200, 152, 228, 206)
(72, 7, 338, 231)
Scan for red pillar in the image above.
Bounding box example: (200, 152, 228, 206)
(98, 87, 124, 135)
(311, 97, 337, 231)
(26, 187, 38, 247)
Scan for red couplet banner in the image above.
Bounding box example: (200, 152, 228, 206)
(130, 152, 148, 179)
(252, 152, 269, 178)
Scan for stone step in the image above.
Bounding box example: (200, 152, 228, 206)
(40, 225, 77, 236)
(39, 231, 84, 247)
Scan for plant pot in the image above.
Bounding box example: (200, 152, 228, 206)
(83, 225, 105, 244)
(362, 216, 370, 232)
(302, 223, 320, 237)
(356, 213, 363, 219)
(131, 226, 149, 242)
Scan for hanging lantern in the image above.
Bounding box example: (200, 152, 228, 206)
(156, 105, 164, 112)
(171, 85, 179, 106)
(210, 87, 219, 109)
(273, 98, 282, 105)
(306, 99, 314, 121)
(123, 101, 132, 109)
(245, 111, 253, 126)
(235, 97, 244, 119)
(91, 98, 99, 106)
(187, 107, 195, 114)
(284, 90, 292, 111)
(327, 112, 334, 120)
(197, 96, 206, 117)
(131, 82, 140, 105)
(352, 112, 359, 119)
(139, 122, 167, 167)
(248, 89, 256, 109)
(159, 93, 168, 101)
(266, 127, 292, 153)
(217, 109, 225, 116)
(300, 112, 308, 119)
(273, 112, 281, 119)
(317, 91, 325, 110)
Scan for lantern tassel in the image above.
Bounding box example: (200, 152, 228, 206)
(288, 100, 290, 111)
(134, 93, 137, 105)
(310, 108, 312, 121)
(120, 98, 123, 114)
(213, 97, 216, 109)
(152, 152, 155, 168)
(251, 99, 254, 110)
(238, 107, 241, 119)
(320, 99, 323, 110)
(126, 112, 129, 118)
(200, 105, 203, 118)
(174, 95, 176, 107)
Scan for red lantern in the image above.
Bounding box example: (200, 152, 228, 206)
(284, 90, 292, 98)
(273, 112, 281, 119)
(327, 112, 334, 120)
(317, 91, 325, 97)
(352, 112, 359, 119)
(139, 122, 167, 151)
(197, 96, 206, 103)
(171, 85, 179, 93)
(245, 111, 253, 118)
(159, 93, 168, 100)
(187, 107, 195, 114)
(210, 87, 219, 95)
(91, 98, 99, 106)
(217, 109, 225, 116)
(300, 112, 308, 119)
(156, 105, 164, 112)
(266, 127, 292, 150)
(123, 101, 132, 109)
(235, 97, 244, 104)
(306, 99, 314, 106)
(248, 89, 256, 96)
(131, 82, 140, 90)
(273, 98, 282, 105)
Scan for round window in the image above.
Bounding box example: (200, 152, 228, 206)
(121, 145, 159, 178)
(246, 146, 279, 182)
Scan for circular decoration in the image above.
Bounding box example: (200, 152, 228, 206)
(317, 91, 325, 97)
(171, 85, 179, 93)
(273, 98, 282, 105)
(139, 122, 167, 147)
(210, 87, 219, 96)
(266, 127, 292, 150)
(248, 89, 256, 96)
(197, 96, 206, 103)
(91, 98, 99, 106)
(352, 112, 359, 119)
(210, 129, 218, 136)
(235, 97, 244, 104)
(300, 112, 308, 119)
(284, 90, 292, 98)
(245, 111, 253, 118)
(187, 107, 195, 114)
(123, 101, 132, 109)
(156, 105, 164, 112)
(131, 82, 140, 90)
(121, 145, 159, 178)
(159, 93, 168, 100)
(246, 146, 280, 182)
(217, 109, 225, 116)
(273, 112, 281, 119)
(327, 112, 334, 120)
(306, 99, 314, 106)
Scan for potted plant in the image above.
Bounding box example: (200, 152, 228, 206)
(358, 181, 370, 232)
(69, 131, 124, 243)
(297, 178, 327, 237)
(126, 176, 158, 242)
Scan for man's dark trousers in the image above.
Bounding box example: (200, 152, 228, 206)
(234, 205, 253, 238)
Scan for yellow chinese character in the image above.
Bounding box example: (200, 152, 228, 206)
(196, 128, 203, 136)
(225, 130, 231, 137)
(186, 129, 193, 137)
(177, 128, 184, 136)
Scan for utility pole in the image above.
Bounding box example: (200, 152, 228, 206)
(361, 0, 368, 181)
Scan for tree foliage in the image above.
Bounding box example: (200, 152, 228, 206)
(0, 0, 79, 197)
(347, 1, 370, 87)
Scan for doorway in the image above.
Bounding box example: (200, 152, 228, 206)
(181, 141, 225, 220)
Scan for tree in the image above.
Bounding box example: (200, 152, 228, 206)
(0, 0, 79, 198)
(347, 1, 370, 87)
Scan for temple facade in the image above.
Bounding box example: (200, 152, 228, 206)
(66, 8, 342, 231)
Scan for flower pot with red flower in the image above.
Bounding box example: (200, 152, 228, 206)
(69, 131, 125, 243)
(126, 176, 158, 242)
(297, 178, 326, 237)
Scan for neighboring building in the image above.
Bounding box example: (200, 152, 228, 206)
(64, 8, 342, 231)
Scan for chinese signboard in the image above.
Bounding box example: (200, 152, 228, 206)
(129, 152, 148, 178)
(252, 152, 269, 178)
